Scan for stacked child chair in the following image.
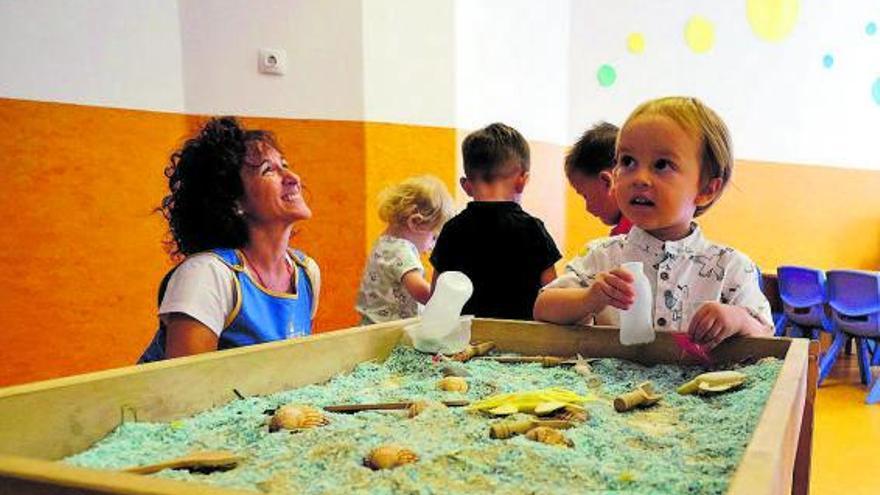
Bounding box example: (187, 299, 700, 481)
(777, 265, 880, 403)
(776, 266, 832, 340)
(823, 270, 880, 404)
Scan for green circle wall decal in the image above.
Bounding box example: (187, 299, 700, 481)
(597, 64, 617, 87)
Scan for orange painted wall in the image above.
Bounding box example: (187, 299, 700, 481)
(0, 99, 366, 387)
(364, 122, 458, 251)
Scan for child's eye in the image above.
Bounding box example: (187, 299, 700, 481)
(618, 155, 636, 168)
(654, 159, 674, 171)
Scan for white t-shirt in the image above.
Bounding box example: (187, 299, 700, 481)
(158, 251, 307, 336)
(356, 235, 424, 324)
(545, 225, 773, 332)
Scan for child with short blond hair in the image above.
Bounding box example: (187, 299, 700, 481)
(356, 175, 454, 324)
(535, 97, 772, 349)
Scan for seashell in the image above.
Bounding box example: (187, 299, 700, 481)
(525, 426, 574, 448)
(487, 403, 519, 416)
(363, 444, 419, 470)
(437, 376, 468, 393)
(489, 419, 573, 439)
(407, 400, 447, 418)
(268, 404, 329, 432)
(677, 370, 747, 395)
(439, 363, 470, 377)
(452, 341, 496, 362)
(556, 405, 590, 423)
(573, 362, 592, 377)
(614, 381, 662, 412)
(490, 419, 537, 439)
(533, 401, 567, 416)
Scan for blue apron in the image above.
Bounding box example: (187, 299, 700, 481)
(139, 248, 315, 363)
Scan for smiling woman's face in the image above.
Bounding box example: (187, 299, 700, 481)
(238, 144, 311, 226)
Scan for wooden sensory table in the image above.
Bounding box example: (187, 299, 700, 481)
(0, 319, 817, 495)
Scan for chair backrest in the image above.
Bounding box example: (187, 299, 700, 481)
(777, 266, 826, 308)
(826, 270, 880, 316)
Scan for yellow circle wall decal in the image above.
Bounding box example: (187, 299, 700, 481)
(685, 16, 715, 53)
(627, 33, 645, 54)
(747, 0, 799, 42)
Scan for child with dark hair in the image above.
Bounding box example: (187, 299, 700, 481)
(566, 121, 632, 235)
(430, 123, 561, 320)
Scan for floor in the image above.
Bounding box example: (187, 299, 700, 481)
(810, 344, 880, 495)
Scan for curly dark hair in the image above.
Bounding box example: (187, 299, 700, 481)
(160, 117, 278, 258)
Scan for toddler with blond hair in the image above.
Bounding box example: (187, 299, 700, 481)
(356, 175, 454, 324)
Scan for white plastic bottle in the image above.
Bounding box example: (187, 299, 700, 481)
(618, 261, 655, 345)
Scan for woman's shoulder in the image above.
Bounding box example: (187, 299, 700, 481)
(178, 251, 237, 271)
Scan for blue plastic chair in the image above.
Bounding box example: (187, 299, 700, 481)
(776, 266, 831, 339)
(821, 270, 880, 404)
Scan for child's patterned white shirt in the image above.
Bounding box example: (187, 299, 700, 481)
(356, 235, 424, 324)
(545, 224, 773, 332)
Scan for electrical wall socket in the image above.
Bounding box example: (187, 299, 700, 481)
(258, 48, 287, 75)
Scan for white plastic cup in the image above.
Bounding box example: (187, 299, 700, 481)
(619, 261, 655, 345)
(421, 271, 473, 325)
(405, 271, 474, 354)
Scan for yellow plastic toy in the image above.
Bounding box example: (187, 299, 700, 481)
(677, 370, 747, 395)
(466, 387, 594, 416)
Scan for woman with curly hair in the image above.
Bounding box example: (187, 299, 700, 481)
(139, 117, 320, 362)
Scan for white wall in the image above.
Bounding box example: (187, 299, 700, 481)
(362, 0, 454, 126)
(454, 0, 571, 144)
(178, 0, 364, 120)
(0, 0, 185, 111)
(569, 0, 880, 170)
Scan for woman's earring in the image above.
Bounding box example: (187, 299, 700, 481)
(234, 206, 245, 216)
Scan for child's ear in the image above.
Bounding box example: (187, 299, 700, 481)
(406, 215, 423, 232)
(695, 177, 723, 208)
(514, 171, 530, 194)
(598, 170, 614, 190)
(459, 176, 474, 198)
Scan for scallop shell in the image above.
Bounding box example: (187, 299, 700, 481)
(437, 376, 469, 393)
(268, 404, 329, 432)
(407, 400, 447, 418)
(363, 444, 419, 470)
(524, 426, 574, 448)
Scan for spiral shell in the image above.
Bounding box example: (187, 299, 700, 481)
(407, 400, 447, 418)
(268, 404, 329, 432)
(363, 444, 419, 470)
(437, 376, 468, 393)
(525, 426, 574, 448)
(489, 419, 536, 439)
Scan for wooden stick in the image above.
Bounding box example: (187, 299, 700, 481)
(475, 356, 567, 367)
(122, 450, 242, 475)
(323, 400, 469, 413)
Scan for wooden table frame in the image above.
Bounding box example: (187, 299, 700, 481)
(0, 319, 816, 495)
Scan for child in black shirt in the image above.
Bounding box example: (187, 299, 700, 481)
(430, 123, 561, 320)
